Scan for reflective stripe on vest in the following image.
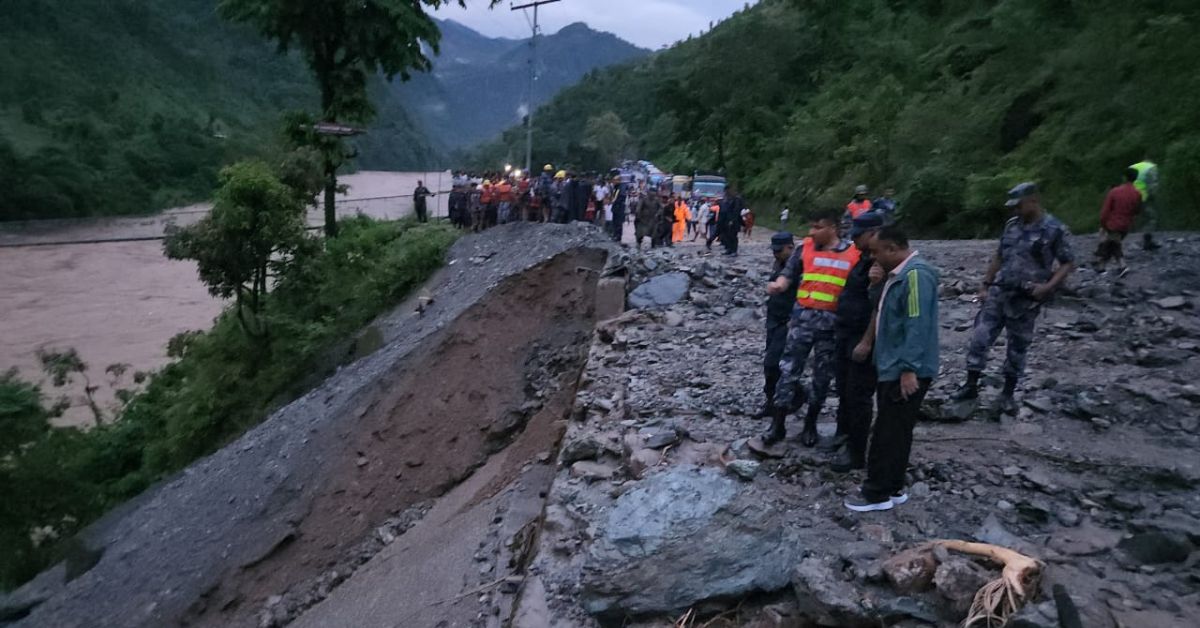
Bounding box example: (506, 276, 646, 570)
(796, 237, 861, 311)
(846, 199, 872, 219)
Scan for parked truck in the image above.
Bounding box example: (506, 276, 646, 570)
(692, 173, 726, 202)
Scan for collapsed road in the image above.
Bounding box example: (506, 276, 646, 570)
(3, 224, 1198, 628)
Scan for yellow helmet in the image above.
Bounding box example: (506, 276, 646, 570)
(543, 164, 554, 172)
(555, 170, 567, 179)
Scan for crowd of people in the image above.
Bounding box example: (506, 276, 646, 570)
(424, 158, 1162, 514)
(430, 166, 767, 253)
(755, 157, 1162, 513)
(755, 181, 1077, 512)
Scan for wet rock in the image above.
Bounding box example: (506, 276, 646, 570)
(663, 311, 684, 327)
(881, 548, 936, 594)
(726, 459, 760, 481)
(581, 466, 796, 617)
(628, 272, 690, 309)
(570, 461, 617, 483)
(941, 398, 977, 422)
(975, 513, 1038, 556)
(1118, 531, 1194, 564)
(642, 428, 680, 449)
(1048, 523, 1121, 556)
(624, 446, 663, 479)
(561, 435, 604, 464)
(1152, 296, 1188, 310)
(876, 596, 941, 624)
(1007, 600, 1059, 628)
(1109, 609, 1194, 628)
(792, 557, 874, 627)
(1066, 393, 1104, 419)
(934, 557, 990, 614)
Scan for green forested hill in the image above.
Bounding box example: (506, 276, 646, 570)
(473, 0, 1200, 235)
(0, 0, 436, 221)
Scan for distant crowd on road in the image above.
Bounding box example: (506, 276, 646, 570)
(436, 166, 763, 251)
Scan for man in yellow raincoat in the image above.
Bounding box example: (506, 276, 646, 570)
(672, 196, 691, 243)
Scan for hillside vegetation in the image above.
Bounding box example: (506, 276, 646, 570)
(0, 0, 435, 221)
(473, 0, 1200, 236)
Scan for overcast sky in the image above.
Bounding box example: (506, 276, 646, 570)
(433, 1, 759, 50)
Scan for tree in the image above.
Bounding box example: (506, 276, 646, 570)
(218, 0, 487, 237)
(583, 111, 633, 169)
(164, 161, 310, 338)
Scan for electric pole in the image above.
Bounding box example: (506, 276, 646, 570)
(511, 0, 562, 175)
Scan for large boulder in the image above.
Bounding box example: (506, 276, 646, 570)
(580, 466, 795, 617)
(628, 272, 690, 309)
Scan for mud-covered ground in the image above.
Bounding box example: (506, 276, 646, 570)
(525, 230, 1200, 627)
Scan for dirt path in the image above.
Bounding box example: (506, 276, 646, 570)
(0, 171, 449, 426)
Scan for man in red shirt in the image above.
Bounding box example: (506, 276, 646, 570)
(1096, 168, 1142, 276)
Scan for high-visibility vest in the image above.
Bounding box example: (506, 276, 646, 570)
(1130, 161, 1157, 201)
(796, 238, 861, 311)
(846, 199, 873, 219)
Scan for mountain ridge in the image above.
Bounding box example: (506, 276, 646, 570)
(399, 18, 648, 151)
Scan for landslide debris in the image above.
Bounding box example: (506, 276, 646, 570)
(1, 223, 617, 628)
(515, 234, 1200, 627)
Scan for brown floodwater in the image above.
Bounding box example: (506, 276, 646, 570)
(0, 171, 449, 426)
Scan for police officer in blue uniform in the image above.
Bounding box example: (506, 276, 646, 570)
(753, 232, 802, 419)
(952, 182, 1076, 414)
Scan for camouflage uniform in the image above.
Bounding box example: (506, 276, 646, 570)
(966, 214, 1074, 379)
(770, 241, 853, 414)
(773, 308, 837, 412)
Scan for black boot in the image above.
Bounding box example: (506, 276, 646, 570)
(799, 408, 819, 448)
(762, 407, 787, 446)
(751, 403, 773, 420)
(950, 370, 982, 401)
(830, 446, 864, 472)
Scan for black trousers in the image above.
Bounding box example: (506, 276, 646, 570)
(834, 335, 877, 460)
(862, 378, 930, 502)
(764, 322, 788, 403)
(611, 209, 626, 241)
(720, 223, 739, 253)
(415, 204, 428, 223)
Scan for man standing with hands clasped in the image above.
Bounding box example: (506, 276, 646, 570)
(845, 225, 940, 513)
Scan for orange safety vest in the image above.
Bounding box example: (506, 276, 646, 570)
(796, 237, 861, 311)
(846, 199, 872, 219)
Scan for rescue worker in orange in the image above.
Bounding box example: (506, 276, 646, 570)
(760, 209, 861, 447)
(842, 184, 873, 233)
(672, 196, 691, 243)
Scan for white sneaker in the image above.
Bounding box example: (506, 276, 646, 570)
(844, 492, 894, 513)
(891, 492, 909, 505)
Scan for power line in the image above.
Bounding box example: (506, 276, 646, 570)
(511, 0, 564, 175)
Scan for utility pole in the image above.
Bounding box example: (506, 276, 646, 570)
(511, 0, 562, 175)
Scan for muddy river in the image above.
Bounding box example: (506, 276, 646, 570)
(0, 171, 450, 426)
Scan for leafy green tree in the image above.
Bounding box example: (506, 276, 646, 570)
(583, 111, 633, 168)
(218, 0, 488, 236)
(0, 370, 50, 459)
(164, 161, 310, 338)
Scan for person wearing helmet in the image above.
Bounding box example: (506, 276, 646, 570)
(543, 163, 554, 172)
(843, 185, 873, 233)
